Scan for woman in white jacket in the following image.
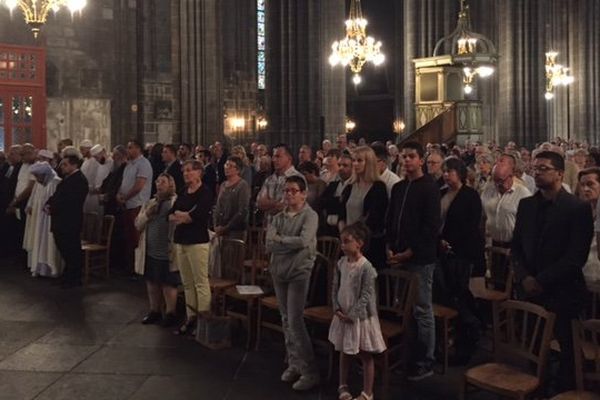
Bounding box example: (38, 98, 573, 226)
(135, 173, 180, 327)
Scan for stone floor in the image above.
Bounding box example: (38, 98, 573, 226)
(0, 256, 501, 400)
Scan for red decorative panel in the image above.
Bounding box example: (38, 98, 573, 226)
(0, 44, 46, 150)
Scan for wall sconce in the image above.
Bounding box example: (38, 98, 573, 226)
(393, 119, 406, 134)
(230, 117, 246, 130)
(256, 116, 268, 130)
(545, 51, 574, 100)
(345, 118, 356, 133)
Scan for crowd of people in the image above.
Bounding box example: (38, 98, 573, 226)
(1, 133, 599, 398)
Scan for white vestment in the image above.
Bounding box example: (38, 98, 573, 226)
(81, 157, 101, 213)
(23, 176, 63, 277)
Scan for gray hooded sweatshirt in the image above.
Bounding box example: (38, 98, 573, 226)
(266, 203, 318, 282)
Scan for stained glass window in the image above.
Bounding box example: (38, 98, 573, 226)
(257, 0, 266, 90)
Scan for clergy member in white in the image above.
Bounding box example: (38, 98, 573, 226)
(81, 141, 100, 213)
(86, 144, 113, 214)
(23, 162, 63, 277)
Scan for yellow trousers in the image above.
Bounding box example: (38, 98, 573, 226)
(174, 243, 211, 317)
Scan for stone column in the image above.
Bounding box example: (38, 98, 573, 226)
(265, 0, 345, 149)
(177, 0, 224, 145)
(567, 0, 600, 144)
(495, 0, 548, 147)
(320, 0, 346, 142)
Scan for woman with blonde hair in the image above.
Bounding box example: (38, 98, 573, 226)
(135, 173, 180, 327)
(340, 146, 388, 269)
(231, 145, 254, 185)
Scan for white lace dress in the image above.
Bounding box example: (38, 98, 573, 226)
(328, 256, 387, 355)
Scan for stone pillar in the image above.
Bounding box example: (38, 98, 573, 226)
(495, 0, 548, 148)
(320, 0, 346, 142)
(177, 0, 224, 145)
(567, 0, 600, 143)
(265, 0, 345, 150)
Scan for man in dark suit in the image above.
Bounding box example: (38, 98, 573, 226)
(46, 155, 89, 288)
(512, 150, 593, 393)
(0, 145, 23, 257)
(161, 144, 184, 193)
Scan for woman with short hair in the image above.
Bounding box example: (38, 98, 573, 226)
(231, 145, 254, 185)
(135, 173, 180, 327)
(213, 156, 251, 240)
(169, 160, 214, 335)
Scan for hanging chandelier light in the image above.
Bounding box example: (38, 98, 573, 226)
(544, 51, 574, 100)
(1, 0, 87, 38)
(329, 0, 385, 85)
(433, 0, 497, 94)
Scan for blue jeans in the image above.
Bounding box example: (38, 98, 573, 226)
(405, 263, 436, 369)
(272, 276, 318, 377)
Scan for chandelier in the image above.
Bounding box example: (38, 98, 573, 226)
(433, 0, 497, 94)
(544, 51, 574, 100)
(1, 0, 87, 38)
(329, 0, 385, 85)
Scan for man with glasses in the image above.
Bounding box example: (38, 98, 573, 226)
(372, 143, 400, 198)
(425, 151, 445, 189)
(512, 151, 593, 394)
(481, 156, 531, 288)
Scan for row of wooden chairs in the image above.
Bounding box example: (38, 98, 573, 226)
(81, 213, 115, 285)
(460, 301, 600, 400)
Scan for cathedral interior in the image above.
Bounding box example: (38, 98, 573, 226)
(0, 1, 600, 400)
(0, 0, 598, 152)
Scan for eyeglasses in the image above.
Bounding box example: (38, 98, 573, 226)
(284, 188, 302, 195)
(533, 166, 558, 173)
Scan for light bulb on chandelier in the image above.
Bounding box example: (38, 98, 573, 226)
(464, 84, 473, 94)
(352, 74, 362, 85)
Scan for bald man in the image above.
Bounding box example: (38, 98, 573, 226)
(481, 161, 531, 288)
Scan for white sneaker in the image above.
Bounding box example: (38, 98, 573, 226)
(280, 367, 300, 383)
(292, 374, 319, 391)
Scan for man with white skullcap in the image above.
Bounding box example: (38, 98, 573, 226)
(86, 144, 113, 213)
(79, 139, 93, 159)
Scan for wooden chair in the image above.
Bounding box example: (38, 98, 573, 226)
(470, 246, 514, 303)
(243, 227, 269, 285)
(460, 300, 556, 400)
(317, 236, 341, 267)
(82, 215, 115, 285)
(81, 212, 99, 244)
(255, 252, 328, 351)
(550, 319, 600, 400)
(209, 238, 246, 314)
(433, 303, 459, 374)
(376, 268, 418, 390)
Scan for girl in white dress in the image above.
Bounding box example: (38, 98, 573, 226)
(329, 222, 386, 400)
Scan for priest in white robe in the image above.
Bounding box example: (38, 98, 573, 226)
(23, 162, 63, 277)
(86, 145, 113, 214)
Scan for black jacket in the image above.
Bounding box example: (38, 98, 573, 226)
(319, 179, 345, 235)
(441, 185, 485, 274)
(511, 189, 593, 309)
(341, 180, 388, 237)
(165, 160, 184, 194)
(386, 175, 441, 265)
(47, 170, 89, 235)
